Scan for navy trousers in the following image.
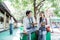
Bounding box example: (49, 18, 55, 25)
(10, 24, 13, 35)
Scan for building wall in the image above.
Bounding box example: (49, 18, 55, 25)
(0, 12, 10, 31)
(0, 12, 4, 29)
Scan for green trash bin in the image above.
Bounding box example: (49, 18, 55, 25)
(31, 32, 37, 40)
(20, 26, 37, 40)
(21, 34, 28, 40)
(46, 32, 51, 40)
(20, 26, 51, 40)
(21, 32, 37, 40)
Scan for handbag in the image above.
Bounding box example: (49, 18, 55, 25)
(46, 26, 50, 32)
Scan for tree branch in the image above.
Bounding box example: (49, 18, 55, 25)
(36, 0, 45, 8)
(37, 4, 43, 14)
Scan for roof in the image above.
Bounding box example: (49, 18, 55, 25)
(0, 2, 17, 22)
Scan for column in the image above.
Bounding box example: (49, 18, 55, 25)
(4, 12, 6, 29)
(8, 16, 10, 28)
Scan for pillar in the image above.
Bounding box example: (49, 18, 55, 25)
(4, 12, 6, 29)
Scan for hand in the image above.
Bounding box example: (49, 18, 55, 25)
(32, 23, 37, 25)
(23, 30, 28, 34)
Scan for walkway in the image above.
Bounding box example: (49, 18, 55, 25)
(0, 28, 60, 40)
(51, 33, 60, 40)
(51, 28, 60, 40)
(0, 28, 20, 40)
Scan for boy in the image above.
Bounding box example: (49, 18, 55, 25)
(23, 10, 37, 40)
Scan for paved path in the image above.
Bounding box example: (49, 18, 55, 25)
(0, 28, 60, 40)
(51, 33, 60, 40)
(0, 28, 20, 40)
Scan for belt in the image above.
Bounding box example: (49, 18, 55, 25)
(27, 27, 31, 29)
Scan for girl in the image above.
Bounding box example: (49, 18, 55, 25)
(38, 21, 47, 40)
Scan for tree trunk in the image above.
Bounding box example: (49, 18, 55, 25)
(34, 0, 37, 20)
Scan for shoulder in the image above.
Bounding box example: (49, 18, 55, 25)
(31, 17, 34, 19)
(23, 17, 28, 20)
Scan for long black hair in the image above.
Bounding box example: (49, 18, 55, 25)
(39, 11, 44, 23)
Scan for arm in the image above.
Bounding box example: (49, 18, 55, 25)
(23, 18, 27, 32)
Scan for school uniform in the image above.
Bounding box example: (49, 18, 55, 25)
(38, 18, 47, 40)
(23, 17, 36, 40)
(9, 17, 14, 35)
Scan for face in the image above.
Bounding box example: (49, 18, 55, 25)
(28, 12, 32, 18)
(39, 13, 44, 17)
(42, 14, 45, 18)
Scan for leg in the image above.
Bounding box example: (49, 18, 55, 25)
(28, 32, 31, 40)
(27, 27, 37, 40)
(42, 31, 46, 40)
(10, 24, 12, 35)
(38, 30, 42, 40)
(10, 24, 13, 35)
(27, 30, 32, 40)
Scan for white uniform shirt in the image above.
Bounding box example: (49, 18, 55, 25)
(9, 17, 14, 24)
(23, 17, 36, 32)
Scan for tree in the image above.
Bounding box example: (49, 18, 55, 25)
(1, 0, 60, 20)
